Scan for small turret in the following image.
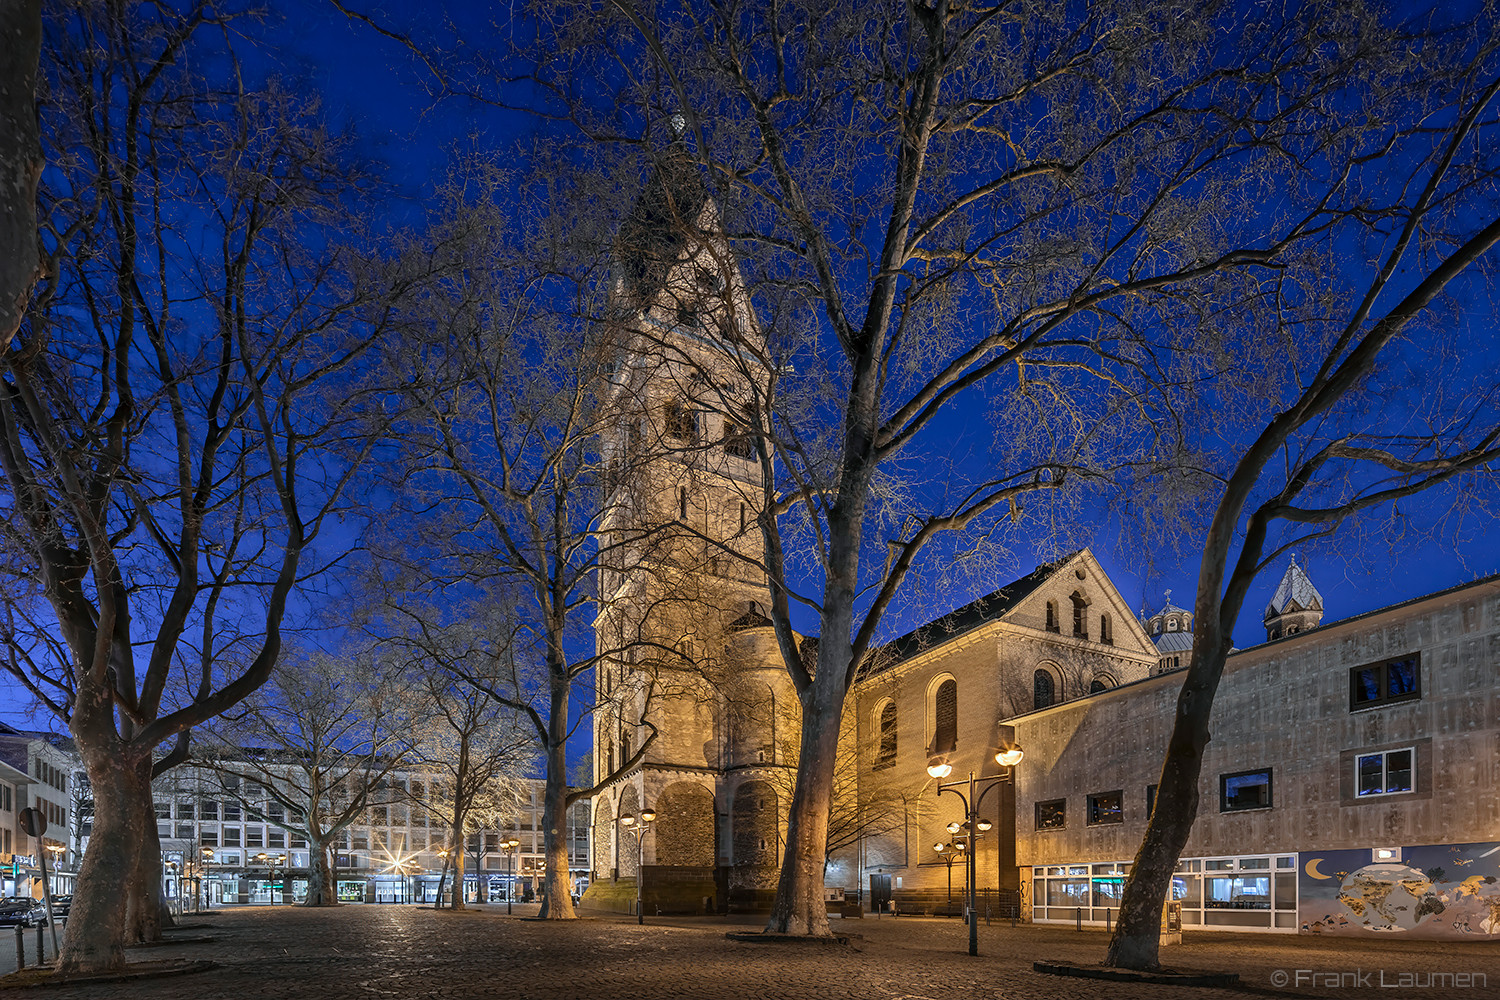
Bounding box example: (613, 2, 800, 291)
(1264, 555, 1323, 641)
(1144, 590, 1193, 674)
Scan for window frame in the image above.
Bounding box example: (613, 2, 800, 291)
(1086, 790, 1124, 826)
(1033, 668, 1056, 711)
(1355, 746, 1416, 798)
(1219, 768, 1273, 813)
(1348, 654, 1421, 711)
(875, 701, 897, 769)
(664, 399, 697, 443)
(1035, 798, 1067, 831)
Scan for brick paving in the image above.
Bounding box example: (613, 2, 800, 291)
(3, 905, 1496, 999)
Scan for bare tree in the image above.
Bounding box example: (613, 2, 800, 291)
(530, 0, 1441, 935)
(199, 650, 428, 908)
(0, 0, 42, 351)
(1106, 68, 1500, 970)
(0, 2, 394, 972)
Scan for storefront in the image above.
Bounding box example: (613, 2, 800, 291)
(1029, 852, 1300, 933)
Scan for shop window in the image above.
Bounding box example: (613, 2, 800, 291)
(1349, 655, 1420, 710)
(1035, 799, 1067, 830)
(1033, 669, 1055, 710)
(1086, 790, 1124, 826)
(1356, 748, 1415, 797)
(1220, 769, 1272, 812)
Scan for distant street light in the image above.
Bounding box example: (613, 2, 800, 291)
(618, 809, 657, 925)
(499, 837, 521, 915)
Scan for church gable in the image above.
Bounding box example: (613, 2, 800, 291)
(1001, 549, 1157, 659)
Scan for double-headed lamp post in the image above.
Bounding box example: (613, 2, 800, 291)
(927, 742, 1024, 957)
(201, 847, 214, 909)
(932, 838, 967, 908)
(499, 837, 521, 915)
(617, 808, 657, 925)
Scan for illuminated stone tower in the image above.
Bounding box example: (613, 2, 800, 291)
(587, 144, 798, 913)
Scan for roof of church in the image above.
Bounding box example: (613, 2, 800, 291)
(615, 144, 710, 309)
(1151, 591, 1190, 619)
(1152, 630, 1195, 654)
(1265, 556, 1323, 619)
(868, 553, 1080, 671)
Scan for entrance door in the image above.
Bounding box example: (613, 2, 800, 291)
(869, 874, 892, 913)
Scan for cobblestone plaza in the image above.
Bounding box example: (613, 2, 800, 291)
(10, 905, 1498, 999)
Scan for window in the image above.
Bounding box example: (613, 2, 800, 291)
(1086, 791, 1124, 825)
(1099, 613, 1113, 645)
(1045, 601, 1060, 633)
(224, 775, 240, 793)
(678, 486, 688, 520)
(1220, 769, 1272, 812)
(200, 831, 218, 847)
(1035, 799, 1066, 830)
(876, 702, 897, 768)
(268, 802, 284, 823)
(723, 421, 757, 460)
(177, 801, 194, 820)
(665, 400, 696, 442)
(201, 800, 218, 821)
(372, 806, 388, 825)
(932, 679, 957, 754)
(1146, 784, 1158, 818)
(352, 833, 369, 851)
(1167, 618, 1178, 631)
(155, 801, 170, 819)
(269, 831, 286, 848)
(223, 827, 241, 847)
(1088, 677, 1108, 694)
(223, 803, 241, 821)
(290, 833, 307, 849)
(1356, 748, 1415, 797)
(175, 824, 193, 840)
(246, 828, 264, 848)
(1071, 592, 1088, 639)
(1033, 669, 1055, 710)
(1349, 655, 1420, 710)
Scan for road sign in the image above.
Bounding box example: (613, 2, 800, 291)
(17, 807, 45, 837)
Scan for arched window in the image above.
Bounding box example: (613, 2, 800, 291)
(1099, 613, 1113, 645)
(1045, 601, 1060, 633)
(1034, 669, 1056, 710)
(1167, 618, 1178, 631)
(932, 679, 957, 754)
(1089, 674, 1115, 694)
(876, 702, 897, 767)
(665, 399, 696, 442)
(1071, 591, 1089, 638)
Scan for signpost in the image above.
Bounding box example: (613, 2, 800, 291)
(17, 808, 58, 958)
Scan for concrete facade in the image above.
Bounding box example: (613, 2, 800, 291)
(1012, 572, 1500, 937)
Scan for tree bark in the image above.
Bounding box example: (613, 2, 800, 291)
(302, 839, 338, 906)
(763, 670, 845, 936)
(125, 790, 170, 943)
(537, 683, 576, 919)
(56, 729, 148, 974)
(449, 846, 466, 910)
(0, 0, 42, 351)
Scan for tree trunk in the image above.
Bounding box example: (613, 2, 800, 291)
(763, 670, 845, 936)
(449, 849, 466, 910)
(57, 741, 149, 974)
(126, 783, 170, 943)
(1105, 643, 1227, 969)
(0, 0, 42, 351)
(537, 686, 576, 919)
(302, 839, 337, 906)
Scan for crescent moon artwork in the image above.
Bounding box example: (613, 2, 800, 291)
(1305, 858, 1331, 880)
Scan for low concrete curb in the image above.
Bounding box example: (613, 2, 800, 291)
(0, 958, 216, 989)
(726, 931, 863, 952)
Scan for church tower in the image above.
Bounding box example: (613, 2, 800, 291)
(1264, 556, 1324, 641)
(588, 142, 797, 912)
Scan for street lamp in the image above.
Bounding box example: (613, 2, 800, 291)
(45, 846, 63, 898)
(930, 742, 1024, 956)
(499, 837, 521, 915)
(932, 839, 967, 908)
(617, 808, 657, 925)
(201, 847, 214, 909)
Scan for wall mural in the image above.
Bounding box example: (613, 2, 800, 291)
(1298, 842, 1500, 937)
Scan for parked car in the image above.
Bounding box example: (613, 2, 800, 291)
(0, 897, 47, 927)
(49, 895, 71, 920)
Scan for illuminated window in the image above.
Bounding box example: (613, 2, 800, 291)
(1220, 769, 1272, 812)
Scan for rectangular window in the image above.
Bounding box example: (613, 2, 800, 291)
(290, 833, 307, 849)
(372, 806, 388, 825)
(175, 823, 193, 840)
(155, 801, 171, 819)
(1349, 655, 1421, 710)
(352, 833, 368, 851)
(1220, 769, 1272, 812)
(201, 800, 218, 821)
(177, 801, 194, 820)
(246, 828, 264, 848)
(268, 802, 284, 823)
(1356, 748, 1415, 797)
(223, 803, 241, 821)
(1035, 799, 1067, 830)
(268, 831, 286, 848)
(723, 421, 757, 460)
(200, 831, 218, 847)
(1086, 790, 1124, 826)
(223, 827, 241, 847)
(665, 400, 696, 442)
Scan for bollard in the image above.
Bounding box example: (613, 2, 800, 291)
(35, 923, 43, 963)
(14, 924, 24, 969)
(1076, 906, 1082, 931)
(1011, 911, 1017, 929)
(1106, 908, 1112, 932)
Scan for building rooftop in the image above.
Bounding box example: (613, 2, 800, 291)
(1264, 556, 1323, 619)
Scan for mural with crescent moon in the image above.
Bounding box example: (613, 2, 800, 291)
(1298, 842, 1500, 938)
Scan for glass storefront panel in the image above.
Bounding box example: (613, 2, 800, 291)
(1205, 875, 1270, 909)
(1046, 878, 1088, 907)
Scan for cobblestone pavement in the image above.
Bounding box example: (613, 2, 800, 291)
(5, 905, 1497, 1000)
